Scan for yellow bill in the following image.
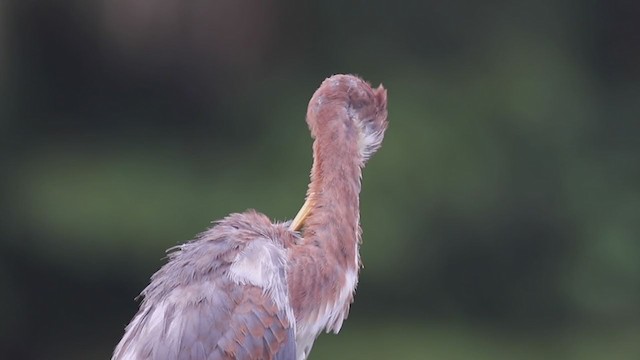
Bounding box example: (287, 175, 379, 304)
(290, 197, 313, 231)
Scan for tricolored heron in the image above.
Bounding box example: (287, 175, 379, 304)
(112, 74, 388, 360)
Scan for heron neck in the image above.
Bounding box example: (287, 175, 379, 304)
(304, 122, 363, 270)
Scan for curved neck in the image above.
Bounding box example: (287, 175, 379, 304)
(303, 117, 363, 270)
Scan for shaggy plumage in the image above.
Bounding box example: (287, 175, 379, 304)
(113, 74, 388, 360)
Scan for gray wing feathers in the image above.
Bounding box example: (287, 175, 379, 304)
(274, 328, 296, 360)
(113, 212, 297, 360)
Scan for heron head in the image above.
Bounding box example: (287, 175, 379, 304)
(307, 74, 388, 162)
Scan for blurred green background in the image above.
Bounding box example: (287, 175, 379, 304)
(2, 1, 639, 359)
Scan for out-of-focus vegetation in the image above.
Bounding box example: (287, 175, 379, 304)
(1, 1, 639, 359)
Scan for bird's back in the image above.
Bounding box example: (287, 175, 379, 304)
(112, 211, 298, 360)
